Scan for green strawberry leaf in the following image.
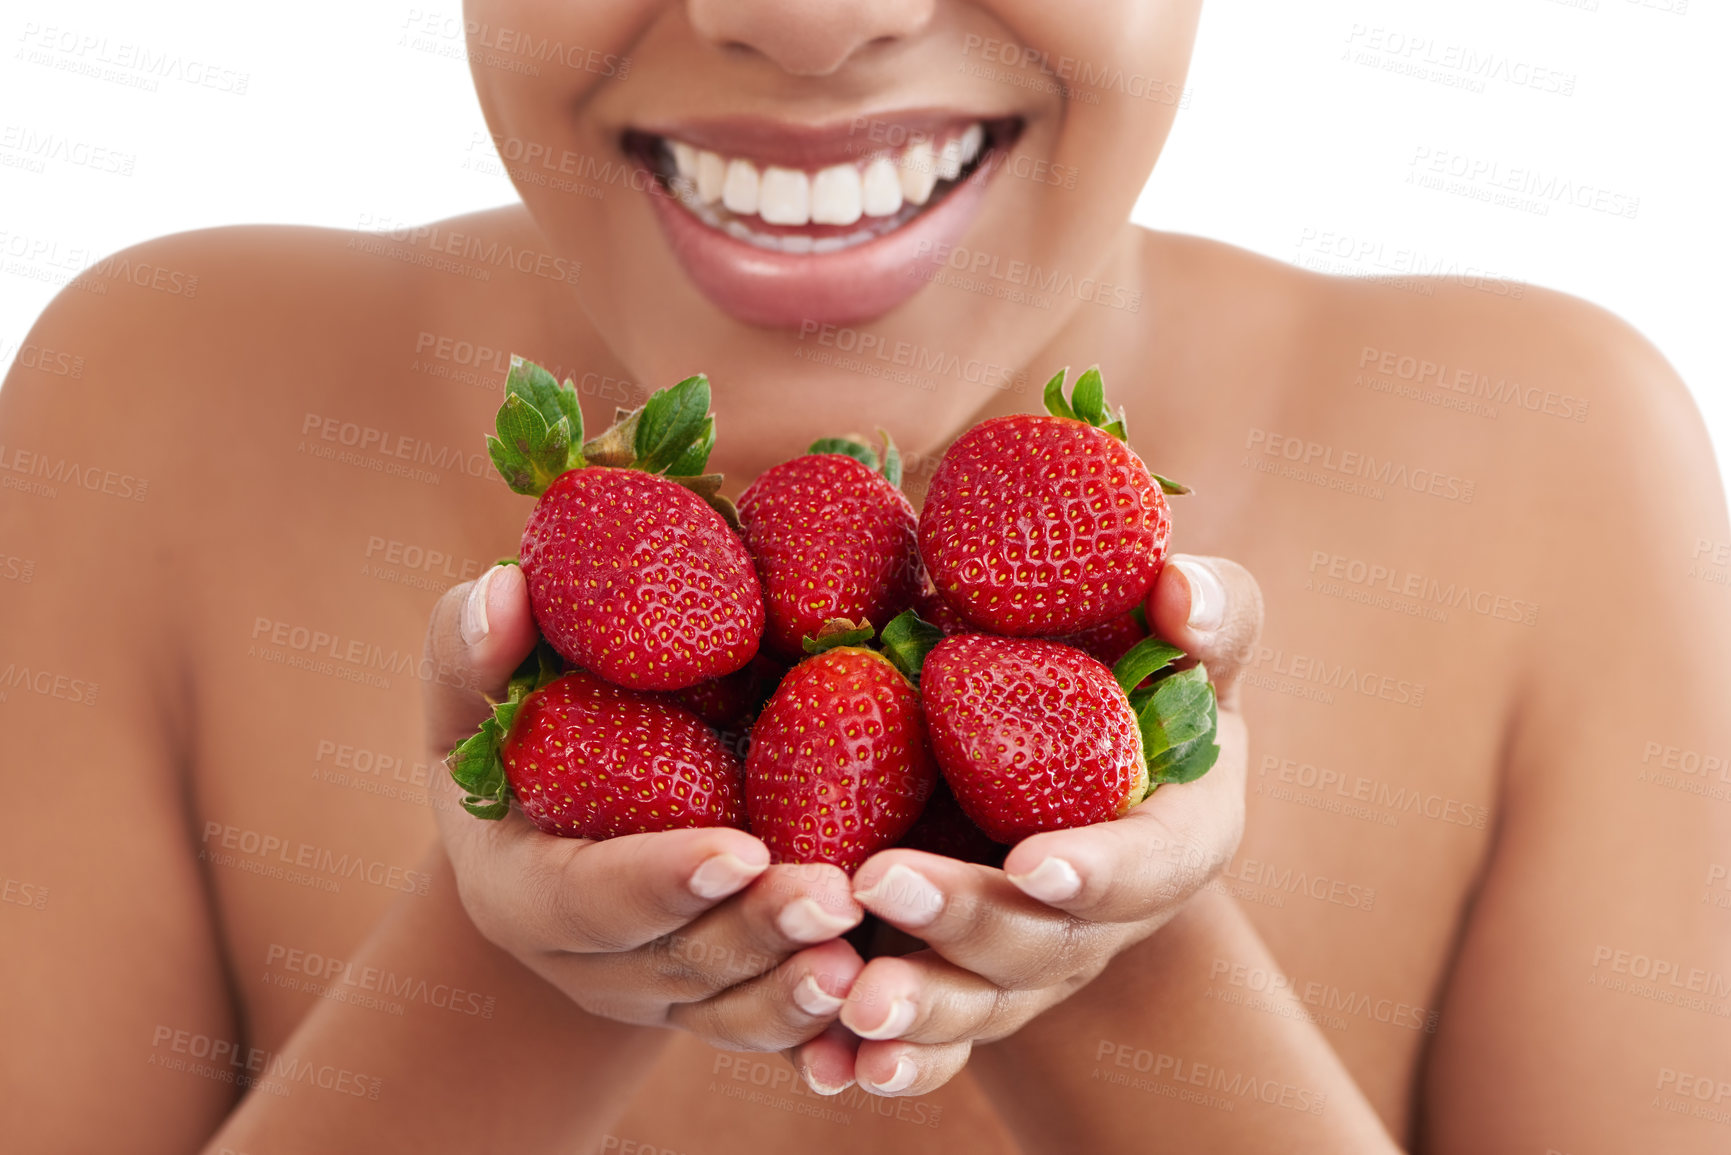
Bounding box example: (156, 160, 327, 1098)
(879, 609, 944, 686)
(634, 374, 711, 473)
(460, 797, 512, 820)
(1150, 733, 1221, 785)
(505, 356, 583, 447)
(1136, 664, 1220, 786)
(665, 415, 715, 477)
(1101, 405, 1129, 443)
(487, 358, 586, 495)
(448, 637, 565, 821)
(809, 436, 880, 472)
(1112, 636, 1186, 695)
(1151, 472, 1192, 496)
(1042, 367, 1074, 419)
(802, 617, 875, 654)
(1072, 366, 1107, 426)
(878, 428, 902, 488)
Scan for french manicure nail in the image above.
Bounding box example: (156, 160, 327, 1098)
(853, 996, 916, 1041)
(803, 1069, 854, 1096)
(793, 974, 845, 1017)
(1173, 556, 1226, 633)
(1008, 857, 1083, 904)
(865, 1056, 917, 1094)
(688, 853, 765, 900)
(777, 897, 857, 943)
(855, 863, 945, 929)
(461, 565, 499, 646)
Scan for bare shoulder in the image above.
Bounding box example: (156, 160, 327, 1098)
(5, 203, 554, 409)
(1135, 227, 1722, 545)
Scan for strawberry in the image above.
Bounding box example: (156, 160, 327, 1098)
(918, 366, 1187, 636)
(913, 629, 1220, 845)
(488, 358, 764, 691)
(737, 435, 919, 658)
(745, 620, 936, 872)
(448, 646, 747, 835)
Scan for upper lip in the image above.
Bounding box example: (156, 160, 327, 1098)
(628, 109, 1012, 169)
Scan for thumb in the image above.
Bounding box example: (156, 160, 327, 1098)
(1145, 554, 1264, 709)
(422, 562, 541, 758)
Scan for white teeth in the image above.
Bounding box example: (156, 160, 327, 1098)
(861, 156, 903, 217)
(671, 141, 698, 182)
(759, 166, 812, 225)
(900, 139, 938, 205)
(959, 122, 983, 165)
(811, 164, 863, 226)
(696, 150, 726, 203)
(722, 158, 760, 215)
(935, 136, 964, 181)
(664, 121, 987, 233)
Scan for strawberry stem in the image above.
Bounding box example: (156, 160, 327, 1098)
(808, 429, 903, 488)
(801, 617, 876, 654)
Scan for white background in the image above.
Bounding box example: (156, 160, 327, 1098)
(3, 0, 1727, 504)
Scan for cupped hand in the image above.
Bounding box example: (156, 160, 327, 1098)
(422, 563, 862, 1053)
(790, 554, 1264, 1098)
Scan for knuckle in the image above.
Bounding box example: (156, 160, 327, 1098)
(641, 932, 722, 1001)
(991, 914, 1091, 990)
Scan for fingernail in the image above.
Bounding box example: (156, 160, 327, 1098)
(1008, 857, 1082, 904)
(688, 852, 765, 900)
(803, 1069, 854, 1096)
(1173, 556, 1225, 633)
(793, 974, 845, 1017)
(864, 1056, 917, 1094)
(461, 565, 500, 646)
(854, 863, 945, 929)
(777, 897, 857, 944)
(852, 996, 916, 1041)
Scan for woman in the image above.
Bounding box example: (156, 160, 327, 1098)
(3, 2, 1727, 1151)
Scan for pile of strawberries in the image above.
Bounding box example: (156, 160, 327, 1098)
(449, 359, 1219, 871)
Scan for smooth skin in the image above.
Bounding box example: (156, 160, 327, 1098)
(2, 1, 1729, 1153)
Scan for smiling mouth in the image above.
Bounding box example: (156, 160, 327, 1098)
(623, 117, 1022, 254)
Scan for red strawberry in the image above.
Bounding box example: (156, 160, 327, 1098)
(920, 635, 1144, 844)
(745, 622, 936, 872)
(489, 358, 764, 691)
(918, 367, 1185, 636)
(1051, 611, 1147, 668)
(449, 653, 747, 837)
(738, 438, 918, 658)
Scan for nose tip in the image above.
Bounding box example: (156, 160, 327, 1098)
(687, 0, 935, 77)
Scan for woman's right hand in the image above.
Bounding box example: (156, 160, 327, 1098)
(421, 564, 865, 1064)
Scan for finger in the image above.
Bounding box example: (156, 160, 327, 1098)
(666, 939, 865, 1053)
(1145, 554, 1263, 707)
(852, 851, 1110, 989)
(842, 951, 1065, 1052)
(854, 1039, 972, 1098)
(1002, 709, 1248, 920)
(454, 819, 772, 956)
(423, 563, 539, 757)
(573, 862, 863, 1002)
(787, 1021, 862, 1096)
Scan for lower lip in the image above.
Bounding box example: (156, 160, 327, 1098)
(641, 162, 998, 330)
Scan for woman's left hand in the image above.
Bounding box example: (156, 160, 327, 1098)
(788, 554, 1265, 1097)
